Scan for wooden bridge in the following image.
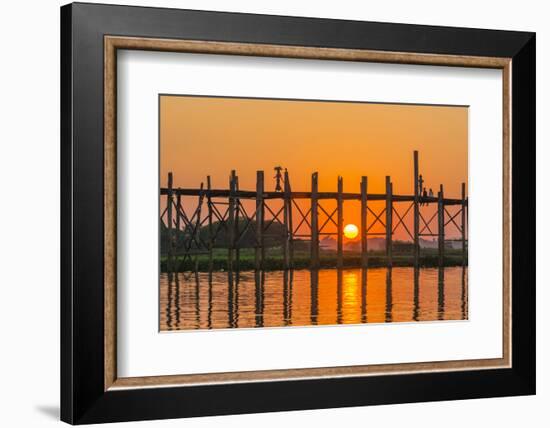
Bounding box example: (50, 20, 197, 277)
(161, 151, 467, 272)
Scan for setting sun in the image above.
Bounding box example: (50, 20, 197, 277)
(343, 224, 359, 239)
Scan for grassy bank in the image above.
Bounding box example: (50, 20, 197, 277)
(160, 248, 467, 272)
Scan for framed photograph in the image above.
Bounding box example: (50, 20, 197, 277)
(61, 2, 535, 424)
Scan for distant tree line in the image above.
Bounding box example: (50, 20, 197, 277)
(161, 217, 288, 254)
(161, 217, 418, 255)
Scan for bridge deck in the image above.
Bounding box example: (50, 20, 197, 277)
(160, 188, 466, 206)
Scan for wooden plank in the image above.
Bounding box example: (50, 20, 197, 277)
(443, 198, 466, 206)
(167, 172, 174, 273)
(413, 150, 420, 267)
(337, 176, 344, 268)
(360, 176, 368, 268)
(311, 172, 319, 269)
(255, 171, 264, 270)
(385, 176, 393, 268)
(161, 187, 465, 205)
(438, 184, 445, 267)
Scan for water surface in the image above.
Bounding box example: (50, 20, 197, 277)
(160, 267, 467, 331)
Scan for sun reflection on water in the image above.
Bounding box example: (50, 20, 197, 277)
(160, 267, 467, 331)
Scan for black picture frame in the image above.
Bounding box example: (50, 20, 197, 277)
(61, 2, 535, 424)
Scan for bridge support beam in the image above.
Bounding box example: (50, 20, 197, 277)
(337, 176, 344, 268)
(461, 182, 467, 267)
(207, 176, 213, 271)
(438, 184, 445, 267)
(310, 269, 319, 325)
(385, 176, 393, 268)
(283, 170, 293, 269)
(311, 172, 319, 269)
(255, 171, 264, 271)
(234, 174, 240, 271)
(360, 176, 368, 268)
(413, 151, 420, 268)
(228, 170, 237, 271)
(167, 172, 174, 274)
(175, 191, 181, 272)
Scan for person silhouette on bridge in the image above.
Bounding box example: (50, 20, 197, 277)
(274, 166, 284, 192)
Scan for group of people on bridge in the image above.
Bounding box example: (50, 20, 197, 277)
(418, 174, 434, 206)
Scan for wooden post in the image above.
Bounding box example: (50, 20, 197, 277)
(361, 268, 367, 323)
(234, 174, 240, 271)
(255, 171, 264, 270)
(413, 151, 420, 267)
(228, 170, 236, 271)
(287, 172, 294, 267)
(175, 192, 181, 238)
(413, 267, 420, 321)
(336, 268, 343, 324)
(311, 172, 319, 269)
(360, 176, 368, 268)
(194, 182, 204, 273)
(233, 273, 241, 328)
(194, 271, 200, 326)
(461, 182, 467, 267)
(166, 270, 173, 329)
(283, 269, 293, 325)
(167, 172, 174, 273)
(385, 267, 393, 323)
(337, 176, 344, 268)
(283, 170, 293, 269)
(385, 176, 393, 268)
(175, 191, 181, 271)
(438, 184, 445, 267)
(207, 271, 213, 329)
(437, 265, 445, 320)
(227, 270, 235, 328)
(461, 266, 467, 320)
(310, 269, 319, 325)
(255, 270, 265, 327)
(207, 176, 213, 271)
(174, 272, 180, 328)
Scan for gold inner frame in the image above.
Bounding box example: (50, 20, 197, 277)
(104, 35, 512, 391)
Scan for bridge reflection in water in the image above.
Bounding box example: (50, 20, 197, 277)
(160, 267, 467, 331)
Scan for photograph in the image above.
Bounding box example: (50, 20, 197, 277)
(159, 95, 469, 331)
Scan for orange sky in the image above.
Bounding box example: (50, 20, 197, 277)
(160, 95, 468, 240)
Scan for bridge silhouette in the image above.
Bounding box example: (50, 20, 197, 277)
(160, 151, 467, 272)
